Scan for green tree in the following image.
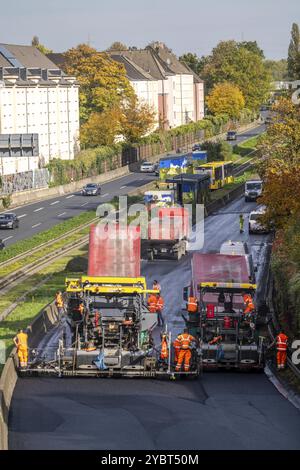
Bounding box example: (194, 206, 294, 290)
(80, 108, 122, 147)
(179, 52, 209, 76)
(238, 41, 264, 58)
(265, 59, 288, 81)
(206, 82, 245, 119)
(288, 23, 300, 79)
(202, 40, 271, 110)
(63, 43, 134, 122)
(31, 36, 53, 54)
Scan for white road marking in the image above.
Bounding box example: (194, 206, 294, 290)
(58, 212, 66, 217)
(2, 236, 13, 242)
(34, 207, 44, 212)
(18, 214, 27, 219)
(80, 202, 89, 206)
(66, 195, 75, 199)
(50, 200, 60, 205)
(32, 223, 41, 228)
(120, 185, 127, 189)
(101, 193, 109, 198)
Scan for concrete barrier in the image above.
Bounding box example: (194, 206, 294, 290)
(0, 302, 59, 450)
(8, 120, 260, 209)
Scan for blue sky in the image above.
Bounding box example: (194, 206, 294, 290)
(1, 0, 299, 59)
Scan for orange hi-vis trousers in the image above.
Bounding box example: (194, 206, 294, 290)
(176, 349, 192, 372)
(277, 350, 287, 368)
(17, 346, 28, 366)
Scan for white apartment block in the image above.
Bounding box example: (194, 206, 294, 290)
(0, 44, 80, 172)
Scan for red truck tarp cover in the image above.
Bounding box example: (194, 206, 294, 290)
(88, 224, 141, 277)
(148, 207, 189, 241)
(192, 253, 250, 285)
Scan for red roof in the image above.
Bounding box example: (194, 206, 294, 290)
(192, 253, 250, 286)
(88, 225, 141, 277)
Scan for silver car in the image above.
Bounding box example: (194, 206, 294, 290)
(140, 162, 157, 173)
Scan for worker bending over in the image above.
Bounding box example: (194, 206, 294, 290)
(175, 328, 196, 372)
(13, 329, 28, 368)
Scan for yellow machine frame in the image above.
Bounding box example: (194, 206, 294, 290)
(65, 276, 157, 296)
(199, 281, 257, 290)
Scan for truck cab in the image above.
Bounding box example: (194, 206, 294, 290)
(245, 180, 263, 202)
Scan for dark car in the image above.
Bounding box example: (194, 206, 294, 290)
(192, 143, 201, 152)
(81, 183, 101, 196)
(226, 131, 237, 141)
(0, 213, 19, 229)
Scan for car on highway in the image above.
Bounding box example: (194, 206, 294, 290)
(192, 143, 201, 151)
(81, 183, 101, 196)
(140, 161, 158, 173)
(249, 208, 269, 234)
(0, 213, 19, 230)
(226, 131, 237, 141)
(245, 179, 263, 202)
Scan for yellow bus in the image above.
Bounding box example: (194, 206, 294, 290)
(195, 161, 234, 190)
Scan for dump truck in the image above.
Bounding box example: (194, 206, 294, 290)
(182, 253, 266, 370)
(142, 206, 189, 261)
(22, 224, 199, 378)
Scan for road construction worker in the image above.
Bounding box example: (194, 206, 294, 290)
(78, 302, 85, 315)
(209, 335, 224, 362)
(173, 337, 181, 363)
(148, 294, 158, 313)
(243, 294, 255, 315)
(13, 329, 28, 368)
(187, 296, 198, 313)
(239, 214, 244, 233)
(160, 334, 168, 361)
(55, 291, 64, 317)
(275, 331, 288, 370)
(156, 294, 165, 327)
(152, 280, 161, 293)
(175, 328, 196, 372)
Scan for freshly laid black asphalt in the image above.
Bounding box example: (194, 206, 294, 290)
(8, 192, 300, 450)
(0, 123, 266, 248)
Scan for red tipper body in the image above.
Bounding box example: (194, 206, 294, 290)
(148, 207, 189, 241)
(88, 224, 141, 277)
(192, 253, 251, 308)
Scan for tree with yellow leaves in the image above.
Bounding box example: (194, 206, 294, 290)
(63, 44, 134, 122)
(206, 82, 245, 120)
(257, 98, 300, 229)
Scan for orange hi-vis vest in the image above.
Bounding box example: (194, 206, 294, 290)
(243, 294, 252, 304)
(78, 303, 84, 315)
(148, 294, 158, 313)
(177, 333, 195, 350)
(16, 332, 28, 349)
(160, 337, 168, 360)
(187, 296, 198, 313)
(276, 333, 288, 351)
(156, 296, 164, 312)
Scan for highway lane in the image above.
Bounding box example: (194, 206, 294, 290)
(0, 122, 265, 248)
(8, 193, 300, 450)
